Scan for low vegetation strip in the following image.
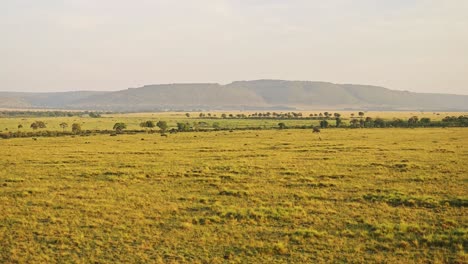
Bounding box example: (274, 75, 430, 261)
(363, 193, 468, 208)
(1, 112, 467, 139)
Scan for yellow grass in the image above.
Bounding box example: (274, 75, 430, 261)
(1, 127, 467, 263)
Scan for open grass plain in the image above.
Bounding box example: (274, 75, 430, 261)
(0, 113, 467, 263)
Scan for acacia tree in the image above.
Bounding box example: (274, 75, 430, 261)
(72, 123, 82, 134)
(146, 121, 155, 130)
(113, 122, 127, 133)
(177, 123, 190, 132)
(278, 122, 286, 129)
(30, 121, 46, 130)
(17, 124, 23, 130)
(140, 121, 155, 131)
(408, 116, 419, 126)
(157, 121, 168, 133)
(36, 121, 46, 129)
(420, 118, 431, 125)
(59, 122, 68, 132)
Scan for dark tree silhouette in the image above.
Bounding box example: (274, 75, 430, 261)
(320, 120, 329, 128)
(157, 121, 168, 133)
(113, 123, 127, 133)
(335, 118, 342, 127)
(72, 123, 82, 134)
(59, 122, 68, 132)
(30, 121, 46, 130)
(278, 122, 286, 129)
(140, 121, 155, 131)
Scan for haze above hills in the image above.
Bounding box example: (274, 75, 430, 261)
(1, 80, 467, 111)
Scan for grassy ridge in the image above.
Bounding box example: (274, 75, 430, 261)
(0, 128, 466, 263)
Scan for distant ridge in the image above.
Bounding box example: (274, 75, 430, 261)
(1, 80, 467, 111)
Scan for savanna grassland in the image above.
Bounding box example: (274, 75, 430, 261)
(0, 111, 465, 132)
(0, 113, 467, 263)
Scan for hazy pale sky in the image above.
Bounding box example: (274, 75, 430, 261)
(1, 0, 468, 94)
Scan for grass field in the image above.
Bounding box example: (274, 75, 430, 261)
(1, 125, 466, 263)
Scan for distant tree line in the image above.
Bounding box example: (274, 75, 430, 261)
(119, 115, 468, 135)
(344, 115, 468, 128)
(188, 111, 364, 120)
(0, 111, 106, 118)
(1, 115, 467, 139)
